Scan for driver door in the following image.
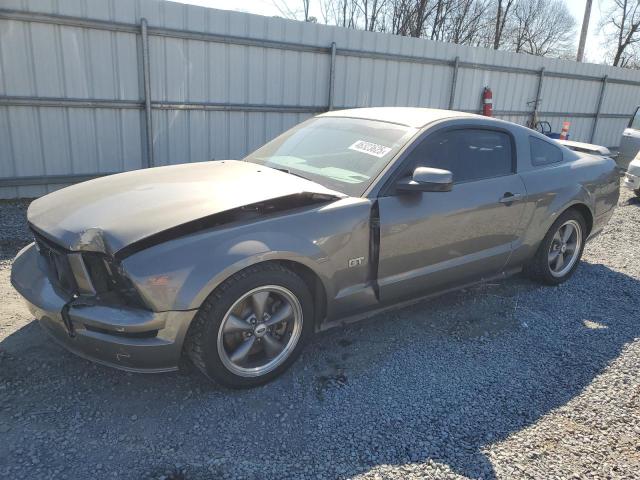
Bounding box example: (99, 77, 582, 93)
(377, 127, 526, 303)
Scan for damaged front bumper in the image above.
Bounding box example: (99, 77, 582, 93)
(10, 243, 196, 373)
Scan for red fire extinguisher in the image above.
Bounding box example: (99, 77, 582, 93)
(482, 87, 493, 117)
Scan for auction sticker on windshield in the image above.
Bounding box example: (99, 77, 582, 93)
(348, 140, 392, 158)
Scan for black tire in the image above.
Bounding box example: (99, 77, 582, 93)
(524, 209, 587, 286)
(634, 189, 640, 198)
(184, 263, 313, 388)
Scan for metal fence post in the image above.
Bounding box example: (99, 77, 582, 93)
(141, 18, 154, 168)
(591, 75, 608, 143)
(449, 56, 459, 110)
(533, 67, 545, 122)
(328, 42, 336, 111)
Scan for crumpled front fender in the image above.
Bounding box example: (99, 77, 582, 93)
(122, 198, 372, 313)
(124, 232, 329, 312)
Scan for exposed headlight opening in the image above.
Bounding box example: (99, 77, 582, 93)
(31, 228, 147, 309)
(67, 253, 96, 295)
(81, 253, 147, 309)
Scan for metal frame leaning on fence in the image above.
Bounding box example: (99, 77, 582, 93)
(0, 8, 625, 188)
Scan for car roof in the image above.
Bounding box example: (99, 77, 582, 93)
(318, 107, 481, 128)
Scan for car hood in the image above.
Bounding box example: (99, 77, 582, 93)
(27, 160, 344, 256)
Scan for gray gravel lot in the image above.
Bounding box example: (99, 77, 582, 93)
(1, 186, 639, 479)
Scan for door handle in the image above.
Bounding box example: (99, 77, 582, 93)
(499, 192, 522, 204)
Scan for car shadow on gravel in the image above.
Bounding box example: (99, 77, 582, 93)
(622, 195, 640, 207)
(1, 261, 639, 479)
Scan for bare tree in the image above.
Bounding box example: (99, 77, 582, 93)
(446, 0, 492, 45)
(273, 0, 313, 21)
(356, 0, 388, 30)
(601, 0, 640, 67)
(320, 0, 361, 27)
(311, 0, 577, 58)
(507, 0, 575, 56)
(388, 0, 434, 37)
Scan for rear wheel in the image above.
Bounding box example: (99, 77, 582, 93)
(185, 263, 313, 388)
(525, 209, 587, 285)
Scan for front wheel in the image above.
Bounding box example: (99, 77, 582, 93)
(185, 263, 313, 388)
(525, 210, 587, 285)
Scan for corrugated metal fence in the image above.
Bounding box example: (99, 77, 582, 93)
(1, 0, 639, 199)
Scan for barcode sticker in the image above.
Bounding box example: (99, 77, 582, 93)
(348, 140, 392, 158)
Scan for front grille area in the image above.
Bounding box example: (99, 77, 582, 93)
(32, 230, 77, 294)
(30, 228, 147, 309)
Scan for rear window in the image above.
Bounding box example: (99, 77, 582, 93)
(530, 137, 563, 166)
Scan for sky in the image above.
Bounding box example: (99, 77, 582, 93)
(172, 0, 609, 63)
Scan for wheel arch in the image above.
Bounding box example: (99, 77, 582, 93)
(533, 202, 594, 252)
(189, 256, 329, 332)
(277, 260, 328, 330)
(562, 202, 594, 237)
(515, 198, 595, 270)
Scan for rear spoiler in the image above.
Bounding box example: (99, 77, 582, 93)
(556, 139, 612, 157)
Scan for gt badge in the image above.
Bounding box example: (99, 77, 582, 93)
(348, 257, 365, 268)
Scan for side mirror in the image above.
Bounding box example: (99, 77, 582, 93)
(396, 167, 453, 193)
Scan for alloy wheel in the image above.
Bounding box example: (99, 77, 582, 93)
(548, 219, 582, 278)
(217, 285, 303, 377)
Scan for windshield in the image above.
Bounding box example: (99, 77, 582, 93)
(244, 117, 417, 196)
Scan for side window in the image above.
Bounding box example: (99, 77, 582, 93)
(629, 107, 640, 130)
(403, 128, 513, 183)
(530, 136, 563, 166)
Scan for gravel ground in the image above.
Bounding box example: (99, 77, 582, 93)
(1, 186, 639, 480)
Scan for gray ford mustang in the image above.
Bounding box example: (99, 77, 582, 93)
(11, 108, 619, 388)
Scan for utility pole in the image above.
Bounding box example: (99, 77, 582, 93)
(577, 0, 593, 62)
(494, 0, 503, 49)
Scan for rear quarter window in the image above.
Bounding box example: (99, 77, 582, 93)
(530, 137, 563, 166)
